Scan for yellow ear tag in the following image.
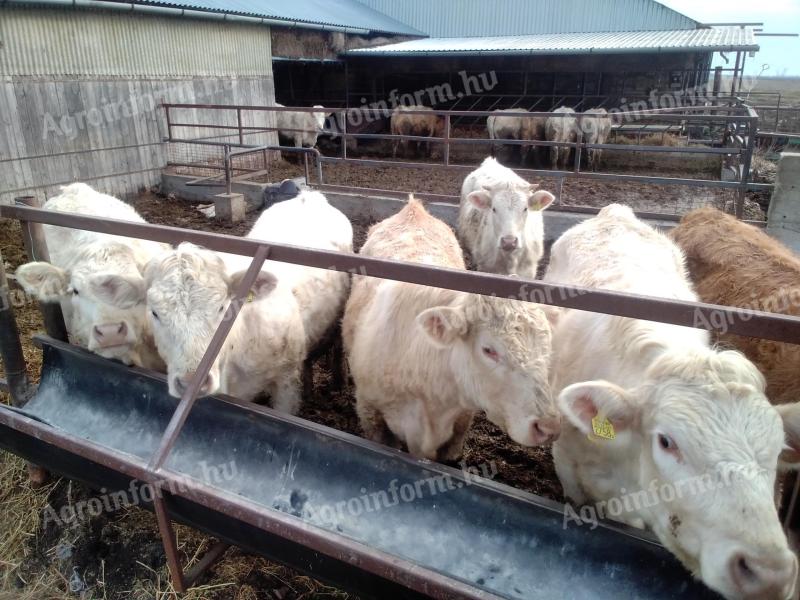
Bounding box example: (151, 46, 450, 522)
(590, 416, 616, 441)
(246, 291, 256, 303)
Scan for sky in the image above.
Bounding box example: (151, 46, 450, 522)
(659, 0, 800, 76)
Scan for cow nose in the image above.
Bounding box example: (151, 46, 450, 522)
(728, 550, 797, 600)
(174, 372, 213, 397)
(500, 236, 519, 251)
(530, 416, 561, 445)
(92, 322, 128, 348)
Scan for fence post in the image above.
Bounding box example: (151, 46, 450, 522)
(735, 115, 758, 218)
(0, 248, 31, 406)
(342, 110, 348, 161)
(164, 104, 172, 141)
(573, 123, 583, 174)
(237, 108, 244, 145)
(14, 197, 69, 342)
(443, 113, 451, 166)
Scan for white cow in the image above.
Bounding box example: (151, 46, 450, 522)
(343, 196, 559, 461)
(99, 190, 353, 414)
(544, 203, 798, 600)
(580, 108, 612, 171)
(275, 103, 327, 148)
(458, 157, 555, 277)
(545, 106, 578, 170)
(14, 183, 167, 370)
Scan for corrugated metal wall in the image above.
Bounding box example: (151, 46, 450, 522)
(0, 7, 274, 77)
(0, 8, 277, 205)
(355, 0, 699, 38)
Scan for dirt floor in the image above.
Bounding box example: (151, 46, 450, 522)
(0, 192, 560, 600)
(247, 136, 768, 221)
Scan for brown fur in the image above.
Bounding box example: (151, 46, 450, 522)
(670, 207, 800, 404)
(390, 106, 444, 158)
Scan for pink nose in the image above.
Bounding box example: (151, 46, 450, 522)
(530, 417, 561, 445)
(92, 322, 128, 348)
(500, 236, 519, 251)
(174, 372, 213, 397)
(728, 550, 797, 600)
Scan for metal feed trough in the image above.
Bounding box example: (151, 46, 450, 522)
(3, 201, 800, 599)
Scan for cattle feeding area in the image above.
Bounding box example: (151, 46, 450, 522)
(1, 103, 800, 600)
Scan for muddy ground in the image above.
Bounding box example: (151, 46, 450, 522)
(0, 192, 560, 600)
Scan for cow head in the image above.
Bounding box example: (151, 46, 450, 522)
(417, 295, 559, 446)
(467, 182, 554, 268)
(559, 348, 799, 600)
(96, 243, 278, 398)
(15, 241, 156, 367)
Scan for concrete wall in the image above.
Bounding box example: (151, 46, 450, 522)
(0, 7, 277, 205)
(766, 152, 800, 252)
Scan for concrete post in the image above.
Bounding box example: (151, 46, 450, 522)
(214, 192, 246, 223)
(766, 152, 800, 253)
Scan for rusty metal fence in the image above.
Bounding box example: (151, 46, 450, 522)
(162, 101, 768, 219)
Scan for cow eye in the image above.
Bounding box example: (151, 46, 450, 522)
(70, 287, 79, 296)
(151, 310, 160, 321)
(482, 346, 499, 361)
(492, 207, 497, 213)
(658, 433, 678, 452)
(218, 304, 225, 313)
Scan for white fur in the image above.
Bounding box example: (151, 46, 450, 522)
(544, 204, 797, 600)
(580, 108, 612, 171)
(344, 197, 558, 461)
(458, 157, 554, 277)
(14, 183, 167, 369)
(545, 106, 578, 170)
(274, 103, 327, 148)
(99, 190, 353, 414)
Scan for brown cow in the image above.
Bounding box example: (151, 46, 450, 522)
(390, 105, 443, 159)
(671, 207, 800, 406)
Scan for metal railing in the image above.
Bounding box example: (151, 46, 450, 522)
(163, 102, 765, 218)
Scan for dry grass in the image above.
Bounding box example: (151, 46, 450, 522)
(611, 132, 684, 146)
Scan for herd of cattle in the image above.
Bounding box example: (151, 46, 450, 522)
(12, 158, 800, 599)
(277, 104, 612, 169)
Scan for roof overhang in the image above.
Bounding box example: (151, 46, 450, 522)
(346, 27, 759, 57)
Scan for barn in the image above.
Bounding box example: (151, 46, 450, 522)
(321, 0, 759, 111)
(0, 0, 421, 205)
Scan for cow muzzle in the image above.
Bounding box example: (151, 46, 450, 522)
(91, 322, 130, 349)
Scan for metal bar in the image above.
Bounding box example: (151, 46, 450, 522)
(236, 108, 243, 146)
(184, 541, 230, 587)
(165, 104, 172, 142)
(14, 197, 69, 343)
(0, 249, 31, 406)
(147, 245, 270, 472)
(443, 113, 451, 166)
(314, 156, 773, 191)
(153, 492, 187, 593)
(3, 206, 800, 344)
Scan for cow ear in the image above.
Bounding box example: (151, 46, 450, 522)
(558, 380, 636, 437)
(776, 404, 800, 470)
(14, 262, 69, 302)
(417, 306, 468, 348)
(529, 190, 555, 211)
(467, 189, 492, 210)
(90, 273, 146, 309)
(229, 270, 278, 300)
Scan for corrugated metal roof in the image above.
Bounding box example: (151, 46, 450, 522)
(354, 0, 699, 38)
(347, 27, 758, 56)
(8, 0, 425, 36)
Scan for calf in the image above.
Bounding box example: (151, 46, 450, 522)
(343, 196, 558, 461)
(545, 204, 798, 600)
(580, 108, 612, 171)
(671, 207, 800, 406)
(275, 103, 327, 148)
(99, 190, 353, 413)
(458, 157, 555, 277)
(390, 105, 443, 158)
(545, 107, 578, 170)
(15, 183, 167, 370)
